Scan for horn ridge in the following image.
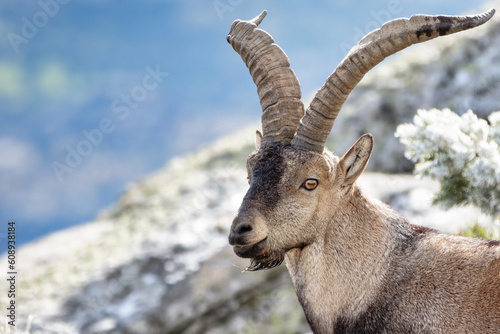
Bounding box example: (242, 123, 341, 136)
(227, 10, 305, 148)
(291, 9, 496, 152)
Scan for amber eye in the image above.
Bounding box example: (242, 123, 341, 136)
(303, 178, 318, 191)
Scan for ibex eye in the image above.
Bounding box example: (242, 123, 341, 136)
(303, 178, 318, 191)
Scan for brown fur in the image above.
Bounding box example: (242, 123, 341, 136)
(227, 10, 499, 334)
(229, 141, 500, 333)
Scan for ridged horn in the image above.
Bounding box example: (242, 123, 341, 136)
(291, 9, 496, 152)
(227, 10, 305, 149)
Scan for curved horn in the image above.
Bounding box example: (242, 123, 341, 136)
(291, 9, 496, 152)
(227, 10, 305, 148)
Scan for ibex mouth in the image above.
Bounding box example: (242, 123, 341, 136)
(232, 237, 268, 258)
(232, 238, 285, 272)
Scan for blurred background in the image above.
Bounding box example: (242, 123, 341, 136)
(1, 1, 499, 333)
(0, 0, 492, 245)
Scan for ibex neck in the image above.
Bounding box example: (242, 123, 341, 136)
(285, 185, 402, 333)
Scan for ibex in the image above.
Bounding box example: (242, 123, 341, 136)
(227, 9, 500, 334)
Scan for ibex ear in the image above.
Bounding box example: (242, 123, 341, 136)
(255, 130, 263, 149)
(339, 133, 374, 186)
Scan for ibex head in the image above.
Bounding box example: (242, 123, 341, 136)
(227, 10, 495, 271)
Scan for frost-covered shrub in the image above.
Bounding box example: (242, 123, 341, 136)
(395, 108, 500, 221)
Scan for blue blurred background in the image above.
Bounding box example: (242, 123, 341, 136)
(0, 0, 491, 245)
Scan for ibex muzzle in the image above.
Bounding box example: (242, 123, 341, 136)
(229, 207, 269, 258)
(227, 9, 499, 333)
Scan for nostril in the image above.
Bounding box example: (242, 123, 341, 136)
(235, 223, 253, 235)
(229, 220, 255, 246)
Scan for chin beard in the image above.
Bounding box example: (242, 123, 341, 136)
(244, 254, 284, 272)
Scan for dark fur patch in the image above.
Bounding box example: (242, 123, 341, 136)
(488, 239, 500, 248)
(244, 145, 287, 210)
(393, 220, 436, 255)
(333, 302, 390, 334)
(409, 224, 437, 235)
